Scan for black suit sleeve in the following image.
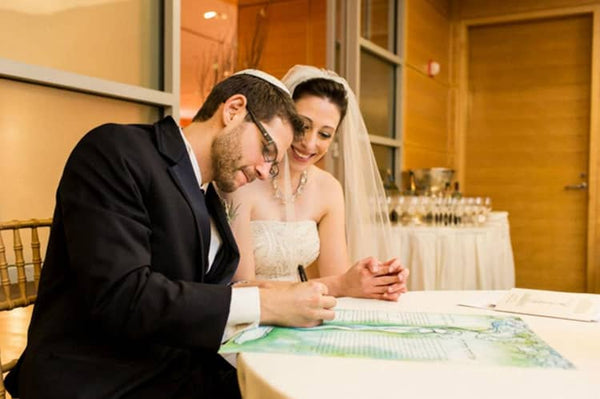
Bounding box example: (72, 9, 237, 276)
(57, 124, 231, 351)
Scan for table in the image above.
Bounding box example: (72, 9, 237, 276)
(393, 211, 515, 290)
(237, 291, 600, 399)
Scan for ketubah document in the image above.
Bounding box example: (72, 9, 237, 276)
(220, 308, 574, 369)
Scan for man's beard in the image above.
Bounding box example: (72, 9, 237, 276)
(211, 124, 248, 193)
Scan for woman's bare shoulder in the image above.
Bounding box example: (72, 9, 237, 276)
(308, 167, 344, 220)
(311, 166, 343, 197)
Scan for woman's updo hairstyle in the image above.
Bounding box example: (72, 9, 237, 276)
(291, 78, 348, 123)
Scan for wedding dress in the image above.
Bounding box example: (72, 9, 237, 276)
(251, 220, 320, 281)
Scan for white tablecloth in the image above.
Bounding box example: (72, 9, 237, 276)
(394, 211, 515, 290)
(237, 291, 600, 399)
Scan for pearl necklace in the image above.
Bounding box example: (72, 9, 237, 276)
(272, 170, 308, 204)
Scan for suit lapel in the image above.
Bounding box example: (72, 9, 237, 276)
(168, 163, 211, 266)
(154, 117, 211, 275)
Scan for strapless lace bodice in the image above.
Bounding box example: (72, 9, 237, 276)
(251, 220, 320, 281)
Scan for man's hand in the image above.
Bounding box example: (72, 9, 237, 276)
(259, 282, 337, 328)
(340, 257, 409, 301)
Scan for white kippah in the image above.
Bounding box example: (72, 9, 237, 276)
(234, 69, 291, 96)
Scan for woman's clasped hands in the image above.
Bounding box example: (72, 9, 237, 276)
(338, 257, 409, 301)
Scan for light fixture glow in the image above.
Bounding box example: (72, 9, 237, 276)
(203, 11, 217, 19)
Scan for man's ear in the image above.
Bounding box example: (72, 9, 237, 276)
(222, 94, 247, 125)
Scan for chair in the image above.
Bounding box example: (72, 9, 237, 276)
(0, 219, 52, 399)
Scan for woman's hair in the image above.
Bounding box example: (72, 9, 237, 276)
(291, 78, 348, 124)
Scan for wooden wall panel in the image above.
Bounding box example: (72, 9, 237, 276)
(426, 0, 452, 17)
(457, 0, 600, 19)
(589, 9, 600, 293)
(593, 137, 600, 291)
(406, 0, 452, 84)
(402, 146, 450, 170)
(237, 0, 326, 78)
(403, 0, 453, 171)
(404, 68, 450, 168)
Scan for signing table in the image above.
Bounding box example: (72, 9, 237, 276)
(236, 291, 600, 399)
(394, 211, 515, 290)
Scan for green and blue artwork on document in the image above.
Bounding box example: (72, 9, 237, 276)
(219, 310, 573, 369)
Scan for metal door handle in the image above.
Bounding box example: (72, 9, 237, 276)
(564, 182, 588, 190)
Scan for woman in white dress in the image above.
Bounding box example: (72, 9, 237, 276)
(226, 65, 407, 300)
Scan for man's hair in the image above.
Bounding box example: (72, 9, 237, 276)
(193, 74, 305, 139)
(292, 78, 348, 123)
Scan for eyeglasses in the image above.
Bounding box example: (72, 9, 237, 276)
(247, 108, 279, 178)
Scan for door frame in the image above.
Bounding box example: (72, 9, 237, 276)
(455, 5, 600, 293)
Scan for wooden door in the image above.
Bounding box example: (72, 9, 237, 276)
(465, 15, 591, 292)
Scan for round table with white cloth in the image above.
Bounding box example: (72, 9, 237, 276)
(236, 291, 600, 399)
(393, 211, 515, 290)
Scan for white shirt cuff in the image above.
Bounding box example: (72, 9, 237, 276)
(222, 286, 260, 342)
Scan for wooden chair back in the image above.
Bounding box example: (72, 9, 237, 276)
(0, 219, 52, 310)
(0, 218, 52, 398)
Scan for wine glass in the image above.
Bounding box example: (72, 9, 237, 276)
(484, 197, 492, 213)
(474, 197, 485, 225)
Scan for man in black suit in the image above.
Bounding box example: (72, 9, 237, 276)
(6, 70, 337, 398)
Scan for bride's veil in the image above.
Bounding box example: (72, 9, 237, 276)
(282, 65, 396, 262)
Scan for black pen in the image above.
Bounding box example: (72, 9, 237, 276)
(297, 264, 308, 282)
